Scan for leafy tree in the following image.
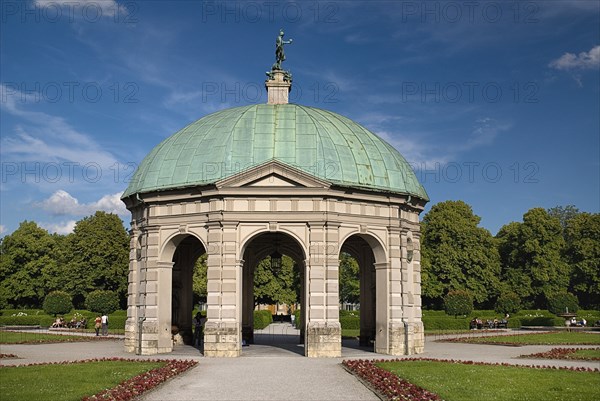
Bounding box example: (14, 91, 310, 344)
(497, 208, 570, 308)
(254, 255, 299, 306)
(564, 212, 600, 309)
(0, 294, 8, 310)
(547, 292, 579, 315)
(85, 290, 120, 314)
(0, 221, 60, 307)
(60, 212, 129, 308)
(443, 290, 473, 318)
(192, 254, 208, 305)
(339, 253, 360, 304)
(494, 292, 521, 315)
(421, 200, 501, 307)
(548, 205, 580, 234)
(43, 291, 73, 316)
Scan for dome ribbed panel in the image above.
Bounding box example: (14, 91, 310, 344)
(123, 104, 428, 200)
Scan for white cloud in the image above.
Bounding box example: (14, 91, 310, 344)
(40, 220, 77, 235)
(0, 84, 120, 170)
(375, 130, 450, 167)
(0, 225, 6, 235)
(549, 45, 600, 71)
(35, 190, 128, 216)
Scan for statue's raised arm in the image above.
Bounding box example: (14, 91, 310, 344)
(274, 29, 293, 70)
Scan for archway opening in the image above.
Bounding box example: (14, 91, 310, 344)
(171, 235, 206, 345)
(241, 231, 305, 354)
(340, 235, 377, 351)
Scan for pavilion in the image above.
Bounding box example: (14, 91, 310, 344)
(121, 34, 429, 357)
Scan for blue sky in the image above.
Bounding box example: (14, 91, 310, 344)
(1, 0, 598, 236)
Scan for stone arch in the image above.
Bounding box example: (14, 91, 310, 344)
(160, 234, 207, 346)
(239, 227, 308, 263)
(239, 230, 306, 347)
(338, 230, 387, 264)
(160, 231, 207, 263)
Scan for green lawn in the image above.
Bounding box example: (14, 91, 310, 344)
(0, 360, 164, 401)
(450, 332, 600, 345)
(572, 349, 600, 359)
(0, 331, 87, 344)
(341, 328, 359, 338)
(377, 360, 600, 401)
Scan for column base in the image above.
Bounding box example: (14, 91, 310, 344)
(203, 321, 241, 357)
(306, 322, 341, 357)
(124, 319, 171, 355)
(385, 321, 425, 355)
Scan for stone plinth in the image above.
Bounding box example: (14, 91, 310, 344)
(203, 321, 241, 357)
(306, 322, 341, 357)
(124, 318, 167, 355)
(265, 70, 291, 104)
(386, 321, 425, 355)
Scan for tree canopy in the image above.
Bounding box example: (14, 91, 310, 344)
(421, 200, 501, 307)
(254, 255, 300, 306)
(59, 212, 130, 308)
(564, 212, 600, 308)
(497, 208, 570, 308)
(0, 221, 60, 307)
(339, 253, 360, 304)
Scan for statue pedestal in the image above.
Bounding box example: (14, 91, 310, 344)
(266, 70, 291, 105)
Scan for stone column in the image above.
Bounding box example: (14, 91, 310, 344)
(204, 221, 242, 357)
(129, 226, 172, 355)
(305, 222, 341, 357)
(374, 261, 390, 354)
(124, 228, 140, 353)
(388, 227, 408, 355)
(408, 231, 425, 354)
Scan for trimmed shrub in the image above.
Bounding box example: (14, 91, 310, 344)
(422, 317, 469, 330)
(107, 314, 127, 330)
(340, 315, 360, 330)
(253, 310, 273, 330)
(85, 290, 120, 315)
(293, 309, 302, 329)
(0, 315, 44, 326)
(444, 290, 474, 318)
(43, 291, 73, 316)
(547, 292, 580, 315)
(495, 292, 521, 315)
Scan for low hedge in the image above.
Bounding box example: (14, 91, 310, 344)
(0, 315, 45, 326)
(253, 310, 273, 330)
(423, 317, 469, 330)
(340, 315, 360, 330)
(0, 310, 127, 329)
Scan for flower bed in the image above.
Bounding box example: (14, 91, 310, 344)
(343, 358, 599, 401)
(520, 347, 600, 361)
(342, 359, 442, 401)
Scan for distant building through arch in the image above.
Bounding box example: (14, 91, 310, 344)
(121, 46, 429, 357)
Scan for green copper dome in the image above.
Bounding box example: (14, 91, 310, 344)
(122, 104, 428, 200)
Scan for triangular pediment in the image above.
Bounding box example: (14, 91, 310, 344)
(216, 160, 331, 189)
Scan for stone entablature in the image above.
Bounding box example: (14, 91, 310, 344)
(123, 161, 425, 357)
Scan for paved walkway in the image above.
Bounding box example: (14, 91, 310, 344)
(1, 325, 598, 400)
